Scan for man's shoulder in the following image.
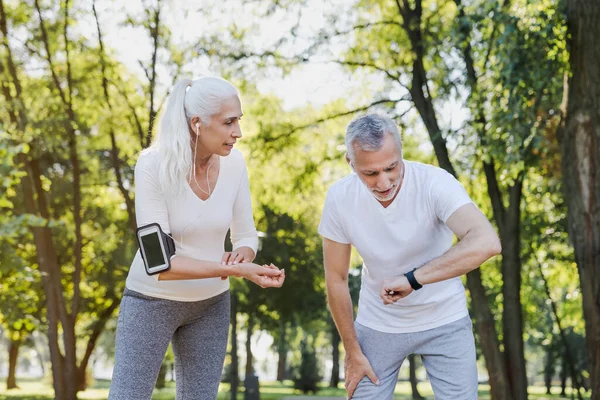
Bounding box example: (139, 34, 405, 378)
(406, 160, 455, 185)
(406, 160, 447, 176)
(326, 173, 360, 197)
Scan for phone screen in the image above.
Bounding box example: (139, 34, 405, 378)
(141, 232, 166, 268)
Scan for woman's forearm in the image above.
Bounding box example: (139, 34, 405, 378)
(158, 256, 240, 281)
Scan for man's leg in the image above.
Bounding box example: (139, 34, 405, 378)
(350, 322, 410, 400)
(414, 316, 478, 400)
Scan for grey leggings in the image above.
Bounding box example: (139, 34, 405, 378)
(108, 288, 230, 400)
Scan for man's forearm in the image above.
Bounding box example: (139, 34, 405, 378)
(415, 230, 501, 285)
(327, 278, 362, 355)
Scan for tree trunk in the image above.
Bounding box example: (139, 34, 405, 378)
(329, 323, 340, 388)
(561, 353, 568, 396)
(453, 2, 528, 397)
(230, 292, 239, 400)
(393, 2, 511, 398)
(6, 338, 20, 389)
(501, 187, 528, 400)
(24, 157, 68, 399)
(537, 254, 584, 399)
(245, 314, 254, 377)
(0, 1, 66, 397)
(76, 299, 119, 391)
(33, 2, 80, 398)
(466, 269, 510, 400)
(544, 338, 555, 395)
(559, 1, 600, 398)
(408, 354, 423, 399)
(277, 320, 288, 382)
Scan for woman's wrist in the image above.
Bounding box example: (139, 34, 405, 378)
(227, 263, 245, 278)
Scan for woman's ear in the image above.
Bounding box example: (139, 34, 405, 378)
(190, 117, 201, 134)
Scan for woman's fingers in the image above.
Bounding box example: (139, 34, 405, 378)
(221, 252, 232, 265)
(231, 252, 243, 265)
(260, 266, 283, 276)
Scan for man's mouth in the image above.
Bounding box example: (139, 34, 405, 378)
(375, 187, 394, 197)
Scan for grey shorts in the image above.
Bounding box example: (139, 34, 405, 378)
(351, 316, 478, 399)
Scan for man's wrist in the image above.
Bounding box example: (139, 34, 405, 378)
(343, 340, 363, 358)
(404, 268, 423, 290)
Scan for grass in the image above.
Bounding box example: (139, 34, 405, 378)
(0, 378, 590, 399)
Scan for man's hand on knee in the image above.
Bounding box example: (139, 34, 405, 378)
(344, 351, 380, 398)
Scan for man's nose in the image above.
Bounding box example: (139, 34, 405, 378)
(376, 173, 389, 188)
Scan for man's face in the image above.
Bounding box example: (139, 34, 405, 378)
(348, 133, 404, 204)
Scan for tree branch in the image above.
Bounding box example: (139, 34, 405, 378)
(263, 98, 407, 145)
(93, 0, 137, 235)
(114, 81, 146, 149)
(33, 0, 67, 107)
(330, 59, 402, 83)
(146, 1, 161, 148)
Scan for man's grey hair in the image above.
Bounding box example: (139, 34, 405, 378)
(345, 114, 402, 160)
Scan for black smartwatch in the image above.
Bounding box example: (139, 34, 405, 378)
(404, 268, 423, 291)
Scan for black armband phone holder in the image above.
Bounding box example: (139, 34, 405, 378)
(136, 223, 176, 275)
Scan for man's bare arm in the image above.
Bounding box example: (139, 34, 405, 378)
(381, 203, 501, 302)
(323, 238, 360, 355)
(414, 203, 501, 285)
(323, 237, 379, 396)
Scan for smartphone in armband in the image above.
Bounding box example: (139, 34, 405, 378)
(136, 223, 176, 275)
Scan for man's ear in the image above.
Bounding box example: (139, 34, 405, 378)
(345, 153, 353, 169)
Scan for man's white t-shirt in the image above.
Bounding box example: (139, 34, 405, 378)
(318, 160, 473, 333)
(126, 147, 258, 302)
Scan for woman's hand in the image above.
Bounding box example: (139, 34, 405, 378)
(237, 263, 285, 288)
(221, 247, 256, 265)
(221, 247, 256, 280)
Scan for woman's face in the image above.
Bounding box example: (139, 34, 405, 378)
(193, 96, 243, 157)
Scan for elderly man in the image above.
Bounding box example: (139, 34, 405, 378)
(318, 114, 501, 399)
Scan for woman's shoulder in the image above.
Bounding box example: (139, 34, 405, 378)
(135, 146, 161, 171)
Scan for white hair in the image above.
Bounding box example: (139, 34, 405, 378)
(345, 113, 402, 160)
(146, 76, 239, 196)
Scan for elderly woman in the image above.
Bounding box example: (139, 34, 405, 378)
(109, 77, 285, 400)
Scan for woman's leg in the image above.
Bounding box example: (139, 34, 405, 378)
(171, 291, 230, 400)
(108, 289, 180, 400)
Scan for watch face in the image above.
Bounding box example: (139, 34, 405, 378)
(141, 232, 166, 268)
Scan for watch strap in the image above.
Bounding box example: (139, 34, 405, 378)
(405, 268, 423, 291)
